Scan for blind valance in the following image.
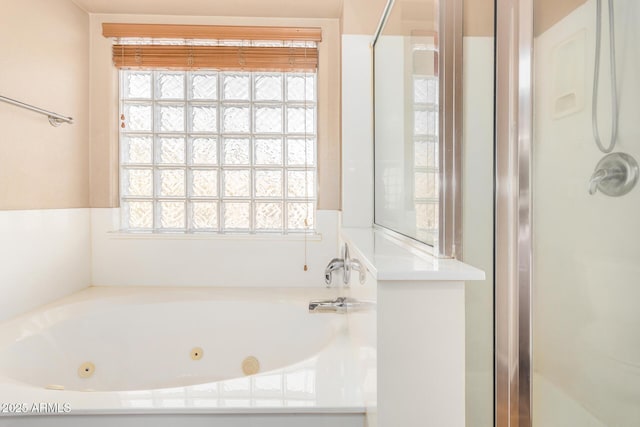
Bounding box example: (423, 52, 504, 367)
(103, 23, 321, 72)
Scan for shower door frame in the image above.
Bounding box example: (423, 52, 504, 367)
(494, 0, 534, 425)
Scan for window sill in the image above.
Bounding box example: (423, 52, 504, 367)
(340, 226, 485, 281)
(106, 231, 323, 242)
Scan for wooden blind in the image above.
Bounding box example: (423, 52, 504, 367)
(103, 24, 321, 72)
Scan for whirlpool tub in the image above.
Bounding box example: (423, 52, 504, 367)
(0, 287, 373, 426)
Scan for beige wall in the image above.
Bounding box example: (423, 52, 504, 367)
(0, 0, 89, 210)
(379, 0, 438, 36)
(342, 0, 494, 37)
(341, 0, 388, 35)
(72, 0, 343, 18)
(90, 14, 341, 210)
(535, 0, 587, 36)
(464, 0, 494, 37)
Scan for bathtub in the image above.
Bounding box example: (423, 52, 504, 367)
(0, 287, 373, 426)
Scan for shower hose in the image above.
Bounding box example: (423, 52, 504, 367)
(592, 0, 618, 153)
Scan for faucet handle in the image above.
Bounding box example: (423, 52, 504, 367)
(349, 258, 367, 285)
(342, 243, 367, 286)
(342, 244, 351, 286)
(342, 244, 350, 286)
(324, 258, 344, 287)
(323, 244, 368, 288)
(587, 168, 608, 195)
(588, 152, 638, 197)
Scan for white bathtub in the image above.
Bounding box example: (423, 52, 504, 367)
(0, 287, 373, 426)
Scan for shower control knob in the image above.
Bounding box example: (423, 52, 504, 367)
(588, 152, 638, 197)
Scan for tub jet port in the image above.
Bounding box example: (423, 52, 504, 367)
(242, 356, 260, 376)
(191, 347, 204, 360)
(78, 362, 95, 379)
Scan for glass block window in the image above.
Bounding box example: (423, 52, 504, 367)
(413, 75, 439, 244)
(119, 70, 316, 233)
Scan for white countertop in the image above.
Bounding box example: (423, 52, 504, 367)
(341, 227, 485, 282)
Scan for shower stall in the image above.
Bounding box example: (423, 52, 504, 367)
(495, 0, 640, 425)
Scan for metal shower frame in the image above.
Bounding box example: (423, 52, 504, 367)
(494, 0, 534, 425)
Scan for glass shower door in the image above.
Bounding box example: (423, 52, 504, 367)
(532, 0, 640, 425)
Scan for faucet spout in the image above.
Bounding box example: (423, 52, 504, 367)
(308, 297, 375, 314)
(309, 297, 348, 314)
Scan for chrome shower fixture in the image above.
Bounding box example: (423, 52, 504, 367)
(588, 152, 638, 196)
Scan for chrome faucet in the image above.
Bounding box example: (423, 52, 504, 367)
(309, 297, 349, 313)
(323, 244, 367, 287)
(308, 297, 375, 314)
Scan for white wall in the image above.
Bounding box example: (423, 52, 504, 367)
(341, 35, 374, 228)
(91, 209, 339, 287)
(533, 0, 640, 425)
(0, 209, 91, 321)
(462, 37, 495, 427)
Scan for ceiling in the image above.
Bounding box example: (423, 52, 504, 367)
(70, 0, 344, 19)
